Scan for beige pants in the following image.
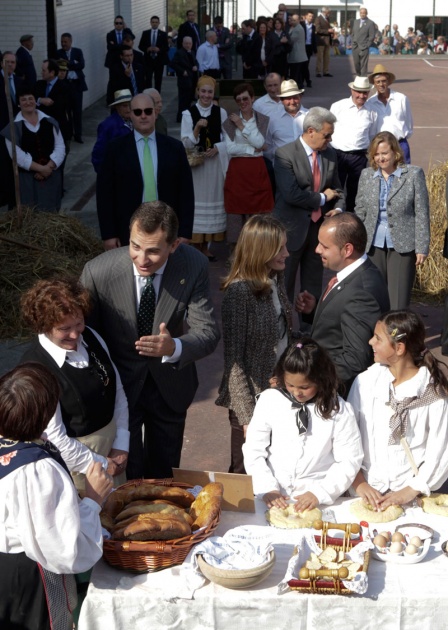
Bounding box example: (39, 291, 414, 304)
(316, 45, 330, 74)
(71, 419, 127, 494)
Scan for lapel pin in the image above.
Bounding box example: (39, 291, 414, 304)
(180, 279, 185, 285)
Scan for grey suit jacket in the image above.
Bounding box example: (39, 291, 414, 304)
(274, 138, 345, 251)
(311, 257, 390, 390)
(80, 245, 220, 414)
(355, 165, 430, 255)
(352, 18, 376, 50)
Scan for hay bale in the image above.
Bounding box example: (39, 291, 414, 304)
(413, 160, 448, 304)
(0, 207, 103, 339)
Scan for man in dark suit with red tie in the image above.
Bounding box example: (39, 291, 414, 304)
(296, 213, 390, 392)
(139, 16, 169, 93)
(274, 107, 344, 320)
(96, 93, 194, 250)
(177, 10, 202, 53)
(105, 15, 135, 69)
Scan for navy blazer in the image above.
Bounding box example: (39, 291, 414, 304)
(177, 21, 201, 52)
(105, 28, 135, 68)
(139, 29, 169, 66)
(106, 61, 145, 104)
(56, 47, 88, 91)
(97, 132, 194, 243)
(15, 46, 37, 86)
(0, 74, 23, 130)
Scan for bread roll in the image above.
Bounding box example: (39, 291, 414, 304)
(191, 495, 221, 531)
(189, 482, 224, 521)
(115, 502, 193, 525)
(103, 484, 195, 517)
(112, 514, 191, 541)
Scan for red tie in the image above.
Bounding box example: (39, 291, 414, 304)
(322, 276, 338, 300)
(311, 151, 322, 223)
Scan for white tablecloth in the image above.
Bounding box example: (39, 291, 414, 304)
(78, 498, 448, 630)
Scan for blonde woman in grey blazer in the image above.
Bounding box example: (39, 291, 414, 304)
(355, 131, 430, 309)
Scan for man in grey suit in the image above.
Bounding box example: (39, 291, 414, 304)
(352, 8, 375, 77)
(274, 107, 345, 323)
(296, 212, 390, 392)
(81, 201, 220, 479)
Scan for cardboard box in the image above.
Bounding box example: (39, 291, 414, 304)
(173, 468, 255, 513)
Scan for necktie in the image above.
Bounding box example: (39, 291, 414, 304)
(45, 83, 51, 97)
(322, 275, 338, 300)
(143, 137, 157, 202)
(117, 32, 122, 44)
(137, 274, 156, 337)
(311, 150, 322, 222)
(130, 69, 138, 95)
(9, 76, 15, 104)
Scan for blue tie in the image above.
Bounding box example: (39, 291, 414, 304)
(9, 76, 15, 104)
(130, 70, 138, 95)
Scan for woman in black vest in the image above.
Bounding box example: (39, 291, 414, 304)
(21, 277, 129, 492)
(0, 363, 112, 630)
(181, 74, 228, 261)
(1, 86, 65, 212)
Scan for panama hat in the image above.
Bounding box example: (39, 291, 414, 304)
(109, 89, 132, 107)
(348, 76, 372, 91)
(278, 79, 305, 98)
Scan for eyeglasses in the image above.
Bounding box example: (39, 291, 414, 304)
(132, 108, 154, 116)
(235, 96, 250, 103)
(115, 21, 123, 25)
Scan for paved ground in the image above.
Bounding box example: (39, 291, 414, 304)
(1, 53, 447, 473)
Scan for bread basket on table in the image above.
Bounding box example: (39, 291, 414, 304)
(288, 520, 371, 595)
(102, 478, 221, 573)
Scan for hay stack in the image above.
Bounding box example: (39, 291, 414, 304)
(413, 160, 448, 303)
(0, 208, 103, 339)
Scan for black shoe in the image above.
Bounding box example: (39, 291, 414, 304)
(74, 136, 84, 143)
(323, 73, 333, 77)
(316, 73, 322, 78)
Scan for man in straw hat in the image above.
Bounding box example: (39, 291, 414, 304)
(330, 75, 378, 212)
(265, 79, 309, 163)
(367, 64, 414, 164)
(91, 89, 132, 173)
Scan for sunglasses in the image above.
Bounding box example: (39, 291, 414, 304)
(115, 21, 123, 25)
(235, 96, 250, 103)
(132, 108, 154, 116)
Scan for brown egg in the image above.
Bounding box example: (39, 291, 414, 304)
(410, 536, 423, 547)
(379, 531, 391, 542)
(405, 544, 419, 555)
(391, 532, 405, 543)
(373, 534, 388, 548)
(390, 541, 404, 554)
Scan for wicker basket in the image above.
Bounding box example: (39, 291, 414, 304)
(185, 147, 205, 167)
(102, 478, 221, 573)
(288, 520, 370, 595)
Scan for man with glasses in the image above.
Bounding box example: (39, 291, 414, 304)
(105, 15, 135, 69)
(274, 107, 345, 323)
(96, 93, 194, 250)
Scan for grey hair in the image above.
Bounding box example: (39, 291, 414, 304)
(264, 72, 281, 85)
(303, 107, 336, 133)
(322, 6, 330, 12)
(205, 30, 216, 39)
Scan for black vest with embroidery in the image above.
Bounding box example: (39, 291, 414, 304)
(21, 118, 55, 164)
(22, 327, 116, 438)
(189, 104, 221, 149)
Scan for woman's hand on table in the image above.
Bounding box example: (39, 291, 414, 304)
(263, 491, 290, 509)
(293, 491, 319, 511)
(85, 461, 114, 506)
(376, 486, 419, 510)
(355, 481, 384, 509)
(108, 448, 128, 476)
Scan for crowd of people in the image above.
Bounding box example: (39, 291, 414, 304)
(0, 5, 448, 628)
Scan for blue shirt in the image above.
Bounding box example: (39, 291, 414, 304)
(372, 167, 402, 248)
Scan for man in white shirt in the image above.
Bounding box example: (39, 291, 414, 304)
(330, 76, 378, 212)
(196, 30, 220, 78)
(367, 64, 414, 164)
(265, 79, 309, 163)
(253, 72, 283, 117)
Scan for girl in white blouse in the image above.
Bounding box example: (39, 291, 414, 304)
(348, 310, 448, 512)
(243, 339, 363, 511)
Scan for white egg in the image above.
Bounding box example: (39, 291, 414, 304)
(373, 534, 388, 548)
(390, 541, 403, 554)
(410, 536, 423, 547)
(405, 544, 419, 555)
(379, 531, 391, 541)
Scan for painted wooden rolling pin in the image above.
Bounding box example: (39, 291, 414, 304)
(299, 566, 349, 579)
(312, 520, 361, 534)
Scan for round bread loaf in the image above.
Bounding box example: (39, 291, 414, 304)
(350, 499, 403, 523)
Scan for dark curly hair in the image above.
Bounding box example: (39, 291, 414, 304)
(380, 310, 448, 396)
(273, 338, 340, 419)
(21, 277, 91, 334)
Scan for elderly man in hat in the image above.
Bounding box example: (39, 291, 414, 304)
(330, 76, 378, 212)
(367, 64, 414, 164)
(265, 79, 309, 163)
(91, 89, 132, 173)
(15, 34, 37, 86)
